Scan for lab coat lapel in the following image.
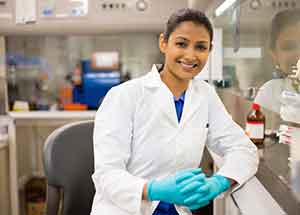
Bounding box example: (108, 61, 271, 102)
(180, 80, 202, 128)
(143, 65, 178, 127)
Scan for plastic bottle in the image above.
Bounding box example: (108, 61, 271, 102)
(246, 103, 265, 157)
(7, 63, 19, 110)
(36, 73, 50, 110)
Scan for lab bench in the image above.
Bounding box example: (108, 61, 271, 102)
(7, 111, 96, 215)
(217, 88, 300, 215)
(211, 149, 286, 215)
(256, 138, 300, 215)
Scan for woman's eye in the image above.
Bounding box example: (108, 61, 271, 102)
(196, 45, 208, 51)
(176, 42, 187, 48)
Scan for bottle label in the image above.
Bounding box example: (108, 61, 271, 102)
(246, 122, 264, 139)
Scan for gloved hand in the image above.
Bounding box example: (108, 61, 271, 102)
(181, 174, 231, 210)
(147, 168, 205, 205)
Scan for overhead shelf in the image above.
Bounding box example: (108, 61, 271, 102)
(0, 0, 189, 34)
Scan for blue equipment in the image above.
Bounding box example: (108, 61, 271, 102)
(73, 60, 120, 109)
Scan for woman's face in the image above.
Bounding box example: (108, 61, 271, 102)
(271, 21, 300, 74)
(159, 21, 211, 82)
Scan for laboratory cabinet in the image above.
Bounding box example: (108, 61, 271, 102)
(0, 135, 10, 215)
(0, 117, 11, 215)
(0, 0, 189, 34)
(8, 111, 96, 215)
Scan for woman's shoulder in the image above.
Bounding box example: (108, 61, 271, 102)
(255, 79, 283, 113)
(108, 76, 145, 99)
(259, 79, 284, 91)
(192, 79, 216, 95)
(114, 76, 144, 90)
(256, 79, 283, 98)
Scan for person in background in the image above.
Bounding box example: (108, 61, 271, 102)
(255, 9, 300, 113)
(91, 8, 258, 215)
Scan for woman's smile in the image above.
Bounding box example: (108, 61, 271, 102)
(177, 60, 198, 71)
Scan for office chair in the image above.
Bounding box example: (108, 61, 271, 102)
(43, 120, 95, 215)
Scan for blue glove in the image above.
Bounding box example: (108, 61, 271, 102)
(181, 174, 231, 210)
(147, 168, 205, 205)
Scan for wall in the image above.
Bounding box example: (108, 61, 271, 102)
(5, 33, 162, 104)
(223, 30, 272, 91)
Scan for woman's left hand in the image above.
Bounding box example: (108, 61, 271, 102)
(180, 174, 231, 210)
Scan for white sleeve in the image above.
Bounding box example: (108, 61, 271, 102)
(92, 86, 147, 214)
(206, 86, 259, 186)
(254, 85, 269, 110)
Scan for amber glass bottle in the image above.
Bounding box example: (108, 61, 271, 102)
(246, 103, 265, 148)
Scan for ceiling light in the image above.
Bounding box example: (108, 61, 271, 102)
(215, 0, 239, 17)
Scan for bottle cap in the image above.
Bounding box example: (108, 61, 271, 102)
(252, 103, 260, 110)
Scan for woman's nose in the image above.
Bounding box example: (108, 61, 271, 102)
(183, 46, 197, 60)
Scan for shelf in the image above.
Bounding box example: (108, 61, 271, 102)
(9, 111, 96, 120)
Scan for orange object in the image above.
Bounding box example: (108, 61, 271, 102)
(63, 103, 88, 111)
(59, 84, 73, 105)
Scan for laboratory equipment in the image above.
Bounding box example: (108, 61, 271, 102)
(72, 60, 120, 109)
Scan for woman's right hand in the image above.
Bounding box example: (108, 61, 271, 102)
(146, 168, 206, 205)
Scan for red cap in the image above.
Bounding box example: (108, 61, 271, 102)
(252, 103, 260, 110)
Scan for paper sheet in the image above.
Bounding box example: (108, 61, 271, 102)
(16, 0, 36, 24)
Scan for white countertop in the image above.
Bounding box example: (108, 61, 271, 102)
(210, 150, 286, 215)
(8, 111, 96, 120)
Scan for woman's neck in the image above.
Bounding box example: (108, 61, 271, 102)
(160, 69, 189, 99)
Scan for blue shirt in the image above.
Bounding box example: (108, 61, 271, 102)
(152, 91, 186, 215)
(174, 92, 186, 123)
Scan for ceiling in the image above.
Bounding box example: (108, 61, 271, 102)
(192, 0, 299, 32)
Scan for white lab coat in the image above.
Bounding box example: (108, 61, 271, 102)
(91, 65, 258, 215)
(255, 78, 296, 113)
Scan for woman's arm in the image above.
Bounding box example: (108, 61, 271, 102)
(92, 86, 147, 214)
(206, 85, 259, 187)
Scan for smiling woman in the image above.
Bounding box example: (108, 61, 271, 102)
(91, 8, 258, 215)
(159, 21, 212, 98)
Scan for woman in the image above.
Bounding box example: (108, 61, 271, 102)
(255, 9, 300, 113)
(91, 8, 258, 215)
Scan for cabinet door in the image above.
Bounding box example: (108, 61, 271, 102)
(0, 142, 10, 215)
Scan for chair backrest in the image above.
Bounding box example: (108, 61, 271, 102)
(43, 120, 95, 215)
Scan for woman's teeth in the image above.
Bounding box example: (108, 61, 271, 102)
(180, 62, 197, 69)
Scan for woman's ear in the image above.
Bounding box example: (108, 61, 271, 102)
(159, 33, 167, 54)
